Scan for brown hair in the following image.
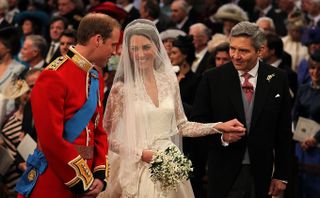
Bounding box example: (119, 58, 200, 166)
(76, 13, 120, 45)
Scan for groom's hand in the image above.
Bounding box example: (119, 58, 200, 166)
(78, 179, 104, 198)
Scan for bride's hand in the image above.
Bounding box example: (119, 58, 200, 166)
(141, 150, 153, 163)
(215, 119, 246, 134)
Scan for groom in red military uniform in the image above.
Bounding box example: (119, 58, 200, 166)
(16, 13, 120, 197)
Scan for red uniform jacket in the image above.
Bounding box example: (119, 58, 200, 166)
(28, 48, 108, 197)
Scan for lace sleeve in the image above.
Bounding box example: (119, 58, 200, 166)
(103, 83, 142, 161)
(173, 77, 220, 137)
(103, 82, 124, 154)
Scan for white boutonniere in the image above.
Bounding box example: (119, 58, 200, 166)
(266, 73, 275, 82)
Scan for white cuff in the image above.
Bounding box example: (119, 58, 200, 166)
(220, 134, 229, 147)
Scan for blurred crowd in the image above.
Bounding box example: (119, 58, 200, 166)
(0, 0, 319, 198)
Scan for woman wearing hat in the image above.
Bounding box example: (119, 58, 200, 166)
(297, 26, 320, 85)
(0, 79, 30, 198)
(0, 27, 25, 125)
(211, 3, 248, 36)
(282, 11, 308, 72)
(293, 50, 320, 198)
(169, 35, 200, 118)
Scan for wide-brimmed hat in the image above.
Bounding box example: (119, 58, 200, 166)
(2, 80, 29, 99)
(160, 29, 186, 41)
(208, 33, 229, 53)
(213, 3, 248, 23)
(13, 10, 49, 27)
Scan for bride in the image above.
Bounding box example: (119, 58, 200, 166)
(100, 19, 245, 198)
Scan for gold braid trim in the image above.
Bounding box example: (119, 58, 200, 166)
(65, 155, 94, 191)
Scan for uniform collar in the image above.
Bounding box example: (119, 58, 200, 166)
(67, 46, 93, 73)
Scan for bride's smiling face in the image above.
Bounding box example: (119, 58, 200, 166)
(129, 35, 156, 70)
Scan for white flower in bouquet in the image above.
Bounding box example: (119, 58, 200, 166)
(149, 146, 193, 193)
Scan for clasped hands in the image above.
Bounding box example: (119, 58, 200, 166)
(77, 179, 104, 198)
(214, 119, 246, 144)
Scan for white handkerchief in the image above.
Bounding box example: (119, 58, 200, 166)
(275, 94, 280, 98)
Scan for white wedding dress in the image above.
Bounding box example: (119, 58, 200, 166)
(99, 71, 217, 198)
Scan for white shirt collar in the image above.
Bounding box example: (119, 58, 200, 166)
(176, 16, 188, 29)
(261, 5, 272, 15)
(122, 3, 134, 12)
(32, 60, 45, 70)
(313, 14, 320, 25)
(238, 60, 259, 78)
(270, 59, 282, 68)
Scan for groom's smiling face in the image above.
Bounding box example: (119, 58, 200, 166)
(229, 36, 261, 72)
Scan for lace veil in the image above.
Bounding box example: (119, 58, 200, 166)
(103, 19, 183, 195)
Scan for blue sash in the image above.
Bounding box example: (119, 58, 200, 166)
(16, 69, 99, 196)
(16, 148, 48, 196)
(64, 69, 99, 142)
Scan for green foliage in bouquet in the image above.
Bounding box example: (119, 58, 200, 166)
(149, 146, 193, 193)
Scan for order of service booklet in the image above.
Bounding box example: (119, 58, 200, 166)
(293, 117, 320, 146)
(17, 133, 37, 161)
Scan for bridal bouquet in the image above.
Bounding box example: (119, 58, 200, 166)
(149, 146, 193, 193)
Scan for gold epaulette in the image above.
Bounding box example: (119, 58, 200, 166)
(45, 56, 67, 71)
(66, 46, 93, 73)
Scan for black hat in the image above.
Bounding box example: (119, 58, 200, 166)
(0, 26, 21, 55)
(172, 35, 196, 65)
(302, 26, 320, 46)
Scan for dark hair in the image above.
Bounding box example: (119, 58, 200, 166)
(213, 42, 229, 56)
(77, 13, 120, 45)
(61, 29, 77, 41)
(143, 0, 160, 19)
(49, 16, 69, 29)
(265, 33, 284, 58)
(0, 27, 21, 56)
(172, 35, 196, 65)
(310, 50, 320, 63)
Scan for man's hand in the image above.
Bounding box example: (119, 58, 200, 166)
(215, 119, 245, 143)
(78, 179, 104, 198)
(268, 179, 286, 196)
(215, 119, 246, 133)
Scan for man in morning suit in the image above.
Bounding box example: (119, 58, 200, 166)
(191, 22, 292, 198)
(16, 13, 120, 198)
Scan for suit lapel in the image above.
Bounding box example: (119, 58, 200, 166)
(227, 64, 246, 124)
(251, 62, 271, 129)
